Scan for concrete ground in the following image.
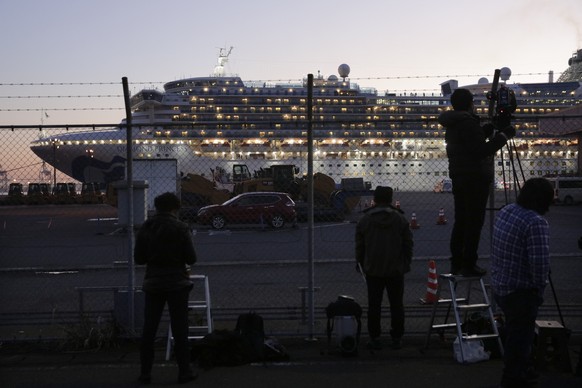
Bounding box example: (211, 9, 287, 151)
(1, 336, 581, 388)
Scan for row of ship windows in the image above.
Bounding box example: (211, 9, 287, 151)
(187, 88, 368, 97)
(185, 96, 366, 105)
(172, 92, 578, 106)
(168, 115, 538, 131)
(166, 95, 574, 111)
(172, 114, 446, 123)
(161, 125, 541, 137)
(316, 160, 571, 169)
(319, 163, 424, 168)
(169, 99, 570, 116)
(325, 171, 448, 176)
(172, 115, 446, 125)
(167, 125, 446, 135)
(173, 106, 560, 117)
(322, 169, 576, 177)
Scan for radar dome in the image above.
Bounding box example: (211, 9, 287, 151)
(328, 75, 338, 81)
(500, 67, 512, 81)
(478, 77, 489, 84)
(338, 64, 351, 78)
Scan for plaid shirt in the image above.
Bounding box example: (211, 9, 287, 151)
(490, 203, 550, 297)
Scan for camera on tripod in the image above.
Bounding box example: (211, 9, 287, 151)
(487, 85, 517, 129)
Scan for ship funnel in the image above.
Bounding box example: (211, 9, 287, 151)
(549, 70, 554, 83)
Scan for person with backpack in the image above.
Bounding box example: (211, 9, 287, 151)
(355, 186, 413, 350)
(134, 192, 198, 384)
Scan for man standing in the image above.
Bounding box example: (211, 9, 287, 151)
(438, 88, 515, 276)
(491, 178, 555, 387)
(135, 192, 198, 384)
(356, 186, 413, 350)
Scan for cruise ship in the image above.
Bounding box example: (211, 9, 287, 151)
(30, 48, 582, 191)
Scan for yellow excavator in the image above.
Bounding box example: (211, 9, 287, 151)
(180, 164, 373, 221)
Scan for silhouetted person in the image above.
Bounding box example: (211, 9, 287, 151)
(135, 192, 197, 384)
(356, 186, 413, 350)
(438, 88, 515, 276)
(578, 235, 582, 377)
(491, 178, 554, 387)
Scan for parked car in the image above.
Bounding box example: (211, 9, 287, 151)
(197, 192, 296, 230)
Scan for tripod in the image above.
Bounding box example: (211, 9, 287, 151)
(498, 137, 526, 204)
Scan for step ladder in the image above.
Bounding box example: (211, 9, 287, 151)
(424, 273, 503, 363)
(165, 274, 213, 361)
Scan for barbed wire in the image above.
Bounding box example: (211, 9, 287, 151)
(0, 72, 562, 87)
(0, 95, 123, 99)
(0, 82, 123, 86)
(0, 108, 123, 112)
(0, 71, 565, 112)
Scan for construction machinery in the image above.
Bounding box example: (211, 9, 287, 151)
(233, 164, 303, 198)
(26, 183, 51, 205)
(181, 173, 231, 209)
(3, 183, 25, 205)
(179, 163, 374, 222)
(52, 182, 77, 204)
(80, 182, 105, 204)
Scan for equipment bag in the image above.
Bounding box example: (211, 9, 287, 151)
(325, 295, 362, 356)
(235, 311, 265, 362)
(453, 336, 490, 364)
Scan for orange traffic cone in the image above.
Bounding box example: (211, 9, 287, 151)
(420, 260, 439, 304)
(436, 207, 447, 225)
(410, 212, 420, 229)
(395, 200, 400, 209)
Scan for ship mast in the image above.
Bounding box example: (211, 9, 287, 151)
(213, 46, 233, 77)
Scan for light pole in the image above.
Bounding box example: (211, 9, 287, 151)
(52, 139, 57, 188)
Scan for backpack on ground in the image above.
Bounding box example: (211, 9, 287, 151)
(235, 311, 265, 362)
(325, 295, 363, 356)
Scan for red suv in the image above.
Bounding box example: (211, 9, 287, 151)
(197, 192, 296, 230)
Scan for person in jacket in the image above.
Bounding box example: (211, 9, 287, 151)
(491, 178, 554, 387)
(134, 192, 198, 384)
(438, 88, 515, 277)
(355, 186, 413, 350)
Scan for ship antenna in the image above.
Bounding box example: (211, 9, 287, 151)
(213, 46, 234, 77)
(39, 108, 48, 139)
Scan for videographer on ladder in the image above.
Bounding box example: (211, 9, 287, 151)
(438, 88, 516, 277)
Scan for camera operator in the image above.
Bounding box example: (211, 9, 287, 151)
(438, 88, 515, 276)
(490, 178, 555, 387)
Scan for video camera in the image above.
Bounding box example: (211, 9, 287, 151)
(487, 85, 517, 129)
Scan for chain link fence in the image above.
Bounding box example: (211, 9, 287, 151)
(1, 116, 581, 345)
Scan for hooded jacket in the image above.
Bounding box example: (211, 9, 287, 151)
(355, 206, 413, 277)
(438, 110, 507, 179)
(134, 212, 197, 293)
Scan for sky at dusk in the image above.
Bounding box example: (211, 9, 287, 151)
(1, 0, 581, 127)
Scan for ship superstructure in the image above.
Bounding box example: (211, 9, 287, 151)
(30, 48, 582, 190)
